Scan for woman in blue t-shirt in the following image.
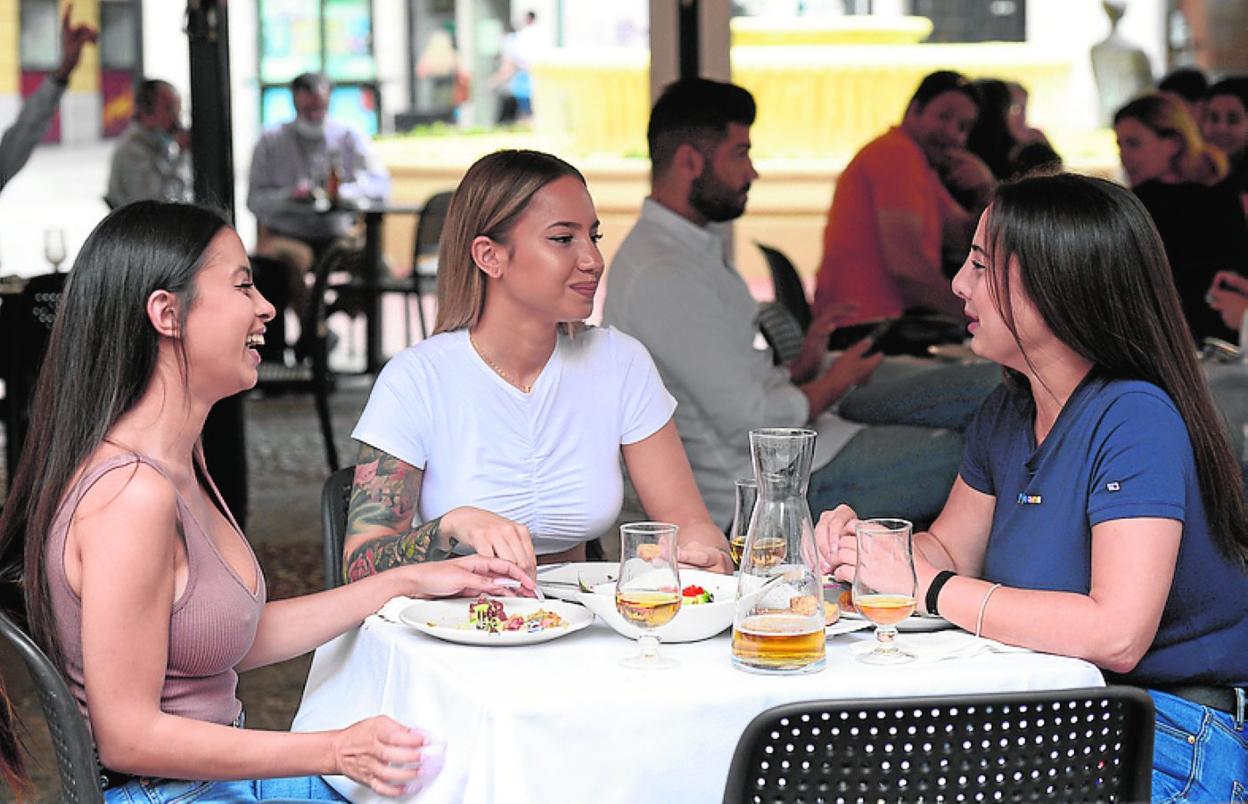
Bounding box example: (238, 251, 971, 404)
(818, 172, 1248, 801)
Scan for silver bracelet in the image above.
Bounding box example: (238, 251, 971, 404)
(975, 583, 1002, 638)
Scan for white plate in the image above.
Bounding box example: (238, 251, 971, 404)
(399, 597, 594, 646)
(841, 610, 957, 632)
(535, 561, 618, 601)
(825, 618, 875, 637)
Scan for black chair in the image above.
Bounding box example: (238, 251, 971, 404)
(756, 302, 805, 365)
(0, 273, 69, 478)
(0, 610, 104, 803)
(253, 243, 349, 472)
(723, 686, 1154, 804)
(755, 242, 812, 334)
(321, 465, 355, 589)
(409, 190, 454, 340)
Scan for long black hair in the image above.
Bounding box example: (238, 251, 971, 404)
(985, 173, 1248, 567)
(0, 201, 228, 791)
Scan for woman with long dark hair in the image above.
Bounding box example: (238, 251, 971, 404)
(341, 149, 732, 582)
(0, 201, 531, 801)
(818, 173, 1248, 800)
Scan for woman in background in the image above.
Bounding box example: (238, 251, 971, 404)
(1203, 75, 1248, 213)
(1114, 93, 1248, 343)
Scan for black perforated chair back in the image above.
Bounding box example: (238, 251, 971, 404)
(412, 191, 454, 292)
(0, 272, 69, 477)
(321, 466, 355, 589)
(0, 610, 103, 803)
(757, 302, 805, 365)
(723, 686, 1154, 804)
(755, 242, 812, 334)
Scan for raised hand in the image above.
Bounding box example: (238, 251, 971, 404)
(814, 504, 860, 576)
(1207, 271, 1248, 331)
(55, 4, 99, 82)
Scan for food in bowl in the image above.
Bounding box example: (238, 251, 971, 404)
(682, 584, 714, 604)
(467, 595, 567, 634)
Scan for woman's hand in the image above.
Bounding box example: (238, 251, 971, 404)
(677, 543, 735, 574)
(332, 716, 428, 797)
(403, 554, 536, 599)
(441, 507, 537, 579)
(814, 504, 859, 578)
(1207, 271, 1248, 331)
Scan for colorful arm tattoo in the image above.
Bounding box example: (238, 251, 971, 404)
(343, 445, 457, 582)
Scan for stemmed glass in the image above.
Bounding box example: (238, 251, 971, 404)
(852, 518, 917, 664)
(44, 228, 66, 273)
(615, 522, 681, 669)
(728, 477, 757, 568)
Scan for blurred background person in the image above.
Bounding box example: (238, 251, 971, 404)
(0, 6, 96, 195)
(966, 78, 1061, 185)
(1115, 93, 1248, 343)
(104, 79, 193, 209)
(1203, 76, 1248, 214)
(812, 71, 995, 324)
(1158, 66, 1210, 125)
(490, 11, 542, 125)
(247, 72, 389, 326)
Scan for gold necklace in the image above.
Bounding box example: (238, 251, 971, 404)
(469, 334, 533, 393)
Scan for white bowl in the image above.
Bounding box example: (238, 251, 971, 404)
(578, 569, 736, 643)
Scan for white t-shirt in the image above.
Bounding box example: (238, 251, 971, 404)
(352, 326, 677, 554)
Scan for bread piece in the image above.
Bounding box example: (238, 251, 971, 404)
(824, 600, 840, 626)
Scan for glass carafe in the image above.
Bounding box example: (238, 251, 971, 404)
(731, 428, 826, 674)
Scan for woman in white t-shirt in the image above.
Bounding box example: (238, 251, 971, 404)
(343, 150, 733, 582)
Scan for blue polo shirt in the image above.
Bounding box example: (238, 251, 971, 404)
(961, 376, 1248, 687)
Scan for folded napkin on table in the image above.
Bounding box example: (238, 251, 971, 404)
(849, 630, 1031, 663)
(374, 595, 418, 624)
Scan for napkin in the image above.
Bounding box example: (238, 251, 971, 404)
(374, 595, 418, 624)
(849, 630, 1031, 664)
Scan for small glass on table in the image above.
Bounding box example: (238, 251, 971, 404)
(852, 518, 918, 664)
(728, 477, 758, 567)
(615, 522, 681, 669)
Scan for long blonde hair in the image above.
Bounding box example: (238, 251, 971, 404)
(433, 150, 587, 334)
(1114, 94, 1228, 185)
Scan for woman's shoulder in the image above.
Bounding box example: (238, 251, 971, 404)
(564, 325, 652, 363)
(72, 453, 178, 526)
(381, 330, 467, 373)
(1087, 378, 1184, 432)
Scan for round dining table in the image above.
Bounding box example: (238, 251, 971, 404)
(291, 603, 1104, 803)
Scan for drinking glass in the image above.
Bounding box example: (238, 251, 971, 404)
(728, 477, 758, 568)
(731, 428, 825, 675)
(852, 518, 917, 664)
(44, 228, 66, 273)
(615, 522, 681, 669)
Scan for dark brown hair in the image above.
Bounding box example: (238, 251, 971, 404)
(985, 173, 1247, 566)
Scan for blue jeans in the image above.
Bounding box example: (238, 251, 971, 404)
(1150, 689, 1248, 803)
(838, 359, 1001, 431)
(104, 775, 347, 802)
(808, 424, 964, 523)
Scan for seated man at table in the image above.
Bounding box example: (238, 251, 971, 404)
(603, 77, 999, 529)
(811, 71, 996, 324)
(246, 71, 389, 318)
(105, 79, 194, 209)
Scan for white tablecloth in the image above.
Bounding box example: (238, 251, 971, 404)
(292, 615, 1103, 804)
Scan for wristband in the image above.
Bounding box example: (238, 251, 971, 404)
(924, 570, 956, 616)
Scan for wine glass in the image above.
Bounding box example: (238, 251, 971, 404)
(852, 518, 917, 664)
(44, 228, 66, 273)
(728, 477, 757, 568)
(615, 522, 681, 669)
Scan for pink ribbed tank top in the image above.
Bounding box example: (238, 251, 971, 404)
(45, 453, 266, 728)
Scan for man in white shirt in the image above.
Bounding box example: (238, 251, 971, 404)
(603, 78, 996, 527)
